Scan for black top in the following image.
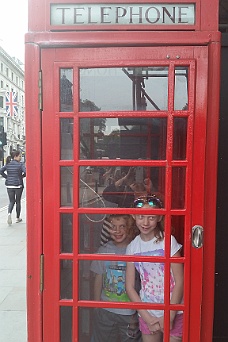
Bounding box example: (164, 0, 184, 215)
(0, 160, 26, 187)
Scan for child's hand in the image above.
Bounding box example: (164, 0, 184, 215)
(147, 322, 161, 334)
(157, 315, 175, 331)
(144, 315, 161, 334)
(157, 316, 164, 331)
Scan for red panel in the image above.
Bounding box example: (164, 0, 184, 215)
(28, 0, 47, 32)
(201, 40, 221, 342)
(41, 49, 62, 341)
(25, 1, 221, 339)
(25, 43, 43, 341)
(25, 30, 221, 50)
(28, 0, 219, 33)
(39, 46, 211, 342)
(200, 0, 219, 31)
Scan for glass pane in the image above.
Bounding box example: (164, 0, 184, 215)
(163, 310, 184, 341)
(173, 117, 187, 160)
(60, 306, 72, 342)
(61, 213, 73, 253)
(81, 258, 165, 309)
(78, 307, 93, 341)
(169, 265, 184, 304)
(60, 68, 73, 112)
(79, 213, 141, 254)
(79, 166, 166, 208)
(60, 118, 73, 160)
(61, 166, 73, 206)
(79, 214, 105, 254)
(60, 259, 72, 299)
(80, 117, 167, 160)
(80, 67, 168, 111)
(78, 307, 141, 341)
(171, 167, 186, 209)
(171, 215, 185, 256)
(80, 258, 134, 302)
(174, 67, 188, 110)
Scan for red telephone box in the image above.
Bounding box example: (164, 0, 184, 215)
(25, 0, 220, 341)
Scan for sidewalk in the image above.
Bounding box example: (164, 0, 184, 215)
(0, 199, 27, 341)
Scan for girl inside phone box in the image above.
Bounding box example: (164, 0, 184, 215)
(126, 195, 183, 342)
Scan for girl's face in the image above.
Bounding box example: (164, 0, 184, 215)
(109, 217, 129, 247)
(132, 204, 162, 241)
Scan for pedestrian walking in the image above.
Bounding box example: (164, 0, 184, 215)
(0, 150, 26, 225)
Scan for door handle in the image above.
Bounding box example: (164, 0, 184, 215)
(192, 225, 204, 248)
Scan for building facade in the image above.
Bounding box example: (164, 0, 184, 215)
(0, 46, 25, 166)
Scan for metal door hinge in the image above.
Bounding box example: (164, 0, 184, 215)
(192, 225, 204, 248)
(38, 70, 43, 111)
(40, 254, 44, 292)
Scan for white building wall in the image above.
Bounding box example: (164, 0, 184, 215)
(0, 46, 25, 165)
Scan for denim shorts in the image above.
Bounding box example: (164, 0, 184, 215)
(139, 314, 183, 338)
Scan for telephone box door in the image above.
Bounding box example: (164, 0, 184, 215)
(41, 46, 208, 341)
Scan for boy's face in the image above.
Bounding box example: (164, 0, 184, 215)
(109, 217, 129, 246)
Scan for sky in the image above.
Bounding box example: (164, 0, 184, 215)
(0, 0, 28, 63)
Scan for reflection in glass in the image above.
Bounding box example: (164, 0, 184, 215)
(79, 214, 105, 253)
(60, 306, 72, 342)
(80, 67, 168, 111)
(80, 117, 167, 160)
(171, 167, 186, 209)
(61, 166, 73, 206)
(163, 311, 184, 341)
(169, 267, 184, 308)
(78, 308, 94, 341)
(60, 118, 73, 160)
(60, 260, 72, 299)
(61, 213, 73, 253)
(173, 118, 187, 160)
(79, 166, 166, 208)
(170, 262, 184, 307)
(60, 68, 73, 112)
(171, 215, 185, 255)
(174, 67, 188, 110)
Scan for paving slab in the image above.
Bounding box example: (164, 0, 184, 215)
(0, 199, 27, 341)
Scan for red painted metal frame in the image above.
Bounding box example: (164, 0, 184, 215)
(38, 46, 204, 342)
(25, 41, 218, 342)
(201, 42, 221, 342)
(25, 30, 220, 50)
(26, 0, 220, 341)
(25, 43, 43, 341)
(25, 43, 220, 342)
